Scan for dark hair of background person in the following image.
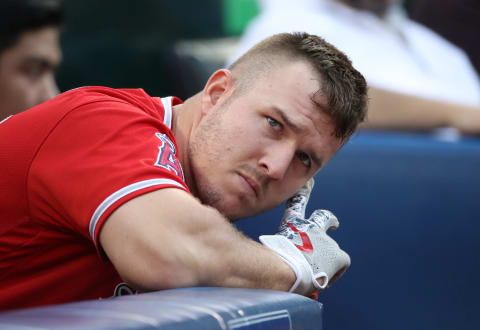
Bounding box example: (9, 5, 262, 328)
(409, 0, 480, 76)
(229, 32, 368, 140)
(0, 0, 64, 55)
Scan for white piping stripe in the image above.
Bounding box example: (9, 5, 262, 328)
(0, 115, 12, 124)
(161, 97, 173, 129)
(89, 178, 185, 242)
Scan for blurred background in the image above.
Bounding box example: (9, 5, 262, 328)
(54, 1, 479, 330)
(57, 0, 260, 98)
(56, 0, 480, 99)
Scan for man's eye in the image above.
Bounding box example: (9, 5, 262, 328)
(23, 65, 44, 80)
(267, 117, 282, 130)
(21, 61, 50, 81)
(297, 152, 311, 167)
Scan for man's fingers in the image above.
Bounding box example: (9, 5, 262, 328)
(309, 209, 339, 231)
(312, 246, 350, 290)
(282, 178, 315, 221)
(326, 250, 351, 288)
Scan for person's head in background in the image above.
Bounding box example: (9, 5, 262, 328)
(338, 0, 401, 17)
(0, 0, 63, 120)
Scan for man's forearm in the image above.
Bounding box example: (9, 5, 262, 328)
(100, 189, 296, 293)
(362, 87, 480, 133)
(188, 214, 296, 291)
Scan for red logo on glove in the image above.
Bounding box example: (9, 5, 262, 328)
(287, 222, 313, 254)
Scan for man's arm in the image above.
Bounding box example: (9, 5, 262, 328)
(100, 188, 296, 292)
(362, 87, 480, 134)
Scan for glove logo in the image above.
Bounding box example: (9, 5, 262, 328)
(287, 222, 313, 254)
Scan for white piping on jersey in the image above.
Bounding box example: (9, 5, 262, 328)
(160, 97, 174, 129)
(89, 178, 185, 243)
(0, 115, 12, 124)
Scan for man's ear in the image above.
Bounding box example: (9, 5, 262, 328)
(200, 69, 234, 115)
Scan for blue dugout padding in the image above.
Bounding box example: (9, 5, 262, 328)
(236, 131, 480, 330)
(0, 288, 322, 329)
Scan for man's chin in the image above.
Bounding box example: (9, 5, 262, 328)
(208, 199, 249, 221)
(196, 184, 269, 220)
(217, 202, 272, 222)
(214, 204, 246, 222)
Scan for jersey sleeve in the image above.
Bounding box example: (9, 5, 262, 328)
(27, 98, 189, 250)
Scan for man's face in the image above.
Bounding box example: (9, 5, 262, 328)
(188, 61, 344, 220)
(0, 26, 62, 120)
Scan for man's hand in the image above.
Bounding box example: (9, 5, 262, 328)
(259, 179, 350, 295)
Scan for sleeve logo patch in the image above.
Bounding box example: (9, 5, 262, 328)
(154, 133, 185, 181)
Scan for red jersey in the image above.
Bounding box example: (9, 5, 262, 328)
(0, 87, 188, 310)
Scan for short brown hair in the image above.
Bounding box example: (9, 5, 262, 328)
(229, 32, 368, 140)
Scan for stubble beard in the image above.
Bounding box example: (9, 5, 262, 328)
(186, 97, 265, 220)
(187, 109, 227, 215)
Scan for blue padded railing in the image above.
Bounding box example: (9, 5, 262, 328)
(0, 288, 322, 330)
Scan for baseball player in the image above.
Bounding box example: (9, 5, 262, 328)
(0, 32, 367, 310)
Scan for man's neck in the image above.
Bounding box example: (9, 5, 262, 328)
(171, 93, 202, 197)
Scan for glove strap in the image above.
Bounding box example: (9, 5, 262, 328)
(259, 235, 322, 294)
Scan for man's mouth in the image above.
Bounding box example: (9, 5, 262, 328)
(238, 172, 260, 198)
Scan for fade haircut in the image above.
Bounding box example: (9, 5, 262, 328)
(229, 32, 368, 140)
(0, 0, 63, 55)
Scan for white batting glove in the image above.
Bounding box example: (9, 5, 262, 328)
(259, 178, 350, 295)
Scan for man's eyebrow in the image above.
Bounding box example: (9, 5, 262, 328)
(22, 56, 60, 69)
(271, 106, 323, 168)
(272, 106, 302, 134)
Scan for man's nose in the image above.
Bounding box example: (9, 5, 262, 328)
(258, 143, 296, 181)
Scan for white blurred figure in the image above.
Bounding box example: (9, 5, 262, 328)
(228, 0, 480, 137)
